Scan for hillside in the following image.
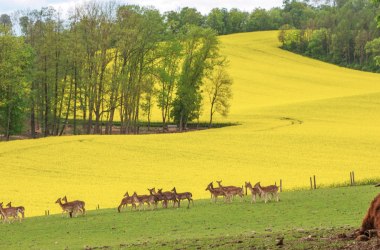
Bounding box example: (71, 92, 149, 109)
(1, 31, 380, 217)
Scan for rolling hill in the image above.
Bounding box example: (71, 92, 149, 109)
(1, 31, 380, 217)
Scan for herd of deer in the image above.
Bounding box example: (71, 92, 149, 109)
(0, 181, 279, 223)
(117, 187, 193, 212)
(205, 181, 280, 203)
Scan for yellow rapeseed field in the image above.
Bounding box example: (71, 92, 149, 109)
(2, 31, 380, 216)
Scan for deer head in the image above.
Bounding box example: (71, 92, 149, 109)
(148, 188, 156, 194)
(254, 182, 261, 188)
(245, 182, 252, 188)
(171, 187, 176, 193)
(205, 182, 213, 191)
(157, 189, 163, 194)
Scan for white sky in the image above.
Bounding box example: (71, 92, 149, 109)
(0, 0, 284, 15)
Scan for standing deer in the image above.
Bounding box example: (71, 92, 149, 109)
(0, 202, 21, 223)
(6, 202, 25, 218)
(216, 180, 244, 202)
(55, 198, 81, 218)
(205, 182, 226, 202)
(157, 189, 178, 208)
(62, 196, 86, 215)
(171, 187, 193, 208)
(254, 182, 279, 203)
(148, 188, 168, 208)
(245, 182, 261, 203)
(118, 192, 136, 212)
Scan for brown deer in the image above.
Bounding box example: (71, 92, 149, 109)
(0, 202, 21, 223)
(216, 180, 244, 202)
(171, 187, 193, 208)
(205, 182, 226, 202)
(357, 185, 380, 240)
(118, 192, 136, 212)
(55, 198, 81, 218)
(131, 192, 158, 210)
(245, 182, 261, 203)
(148, 188, 168, 208)
(6, 202, 25, 219)
(62, 196, 86, 215)
(254, 182, 279, 203)
(157, 189, 178, 208)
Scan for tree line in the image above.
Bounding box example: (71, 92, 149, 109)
(0, 2, 234, 140)
(278, 0, 380, 72)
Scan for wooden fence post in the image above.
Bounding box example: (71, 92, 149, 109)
(352, 171, 355, 185)
(313, 175, 316, 190)
(280, 179, 283, 192)
(310, 177, 313, 190)
(350, 172, 352, 186)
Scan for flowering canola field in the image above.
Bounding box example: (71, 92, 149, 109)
(2, 31, 380, 217)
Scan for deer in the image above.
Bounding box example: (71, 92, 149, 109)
(216, 180, 244, 202)
(0, 202, 21, 223)
(254, 182, 279, 203)
(356, 184, 380, 240)
(157, 189, 178, 208)
(62, 196, 86, 215)
(131, 192, 158, 210)
(205, 182, 227, 202)
(171, 187, 193, 208)
(6, 202, 25, 219)
(55, 198, 81, 218)
(148, 188, 168, 208)
(117, 192, 136, 212)
(245, 181, 261, 203)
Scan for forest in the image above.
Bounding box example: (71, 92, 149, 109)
(1, 0, 380, 140)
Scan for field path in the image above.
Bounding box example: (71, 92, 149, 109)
(2, 31, 380, 216)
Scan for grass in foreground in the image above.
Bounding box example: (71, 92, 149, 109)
(0, 185, 378, 249)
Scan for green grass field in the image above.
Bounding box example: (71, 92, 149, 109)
(0, 185, 377, 249)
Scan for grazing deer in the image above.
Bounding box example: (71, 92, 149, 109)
(55, 198, 81, 218)
(357, 185, 380, 240)
(62, 196, 86, 215)
(216, 180, 244, 202)
(148, 188, 168, 208)
(171, 187, 193, 208)
(254, 182, 279, 203)
(118, 192, 136, 212)
(0, 202, 21, 223)
(245, 182, 261, 203)
(157, 189, 178, 208)
(205, 182, 226, 202)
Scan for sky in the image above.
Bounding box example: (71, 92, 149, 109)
(0, 0, 284, 15)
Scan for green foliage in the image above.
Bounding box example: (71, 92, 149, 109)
(279, 0, 380, 72)
(171, 26, 220, 129)
(0, 26, 34, 139)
